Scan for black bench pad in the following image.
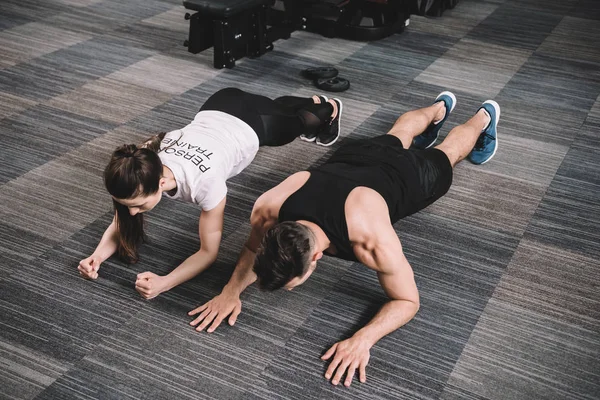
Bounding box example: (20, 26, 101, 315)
(183, 0, 273, 17)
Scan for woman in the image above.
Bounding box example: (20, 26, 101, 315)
(77, 87, 342, 299)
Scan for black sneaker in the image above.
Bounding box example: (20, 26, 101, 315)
(300, 95, 328, 142)
(316, 98, 342, 147)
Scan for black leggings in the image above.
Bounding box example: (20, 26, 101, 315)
(200, 88, 333, 146)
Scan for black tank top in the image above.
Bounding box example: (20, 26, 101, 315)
(278, 160, 414, 262)
(278, 168, 358, 261)
(278, 136, 432, 262)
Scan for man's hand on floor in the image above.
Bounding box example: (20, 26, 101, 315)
(322, 335, 371, 387)
(188, 289, 242, 333)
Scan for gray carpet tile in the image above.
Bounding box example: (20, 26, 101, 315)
(0, 22, 91, 69)
(570, 0, 600, 20)
(538, 16, 600, 64)
(45, 78, 174, 125)
(0, 1, 69, 26)
(494, 239, 600, 333)
(491, 96, 585, 147)
(0, 105, 117, 184)
(0, 267, 143, 399)
(0, 224, 57, 272)
(101, 22, 186, 53)
(39, 0, 176, 37)
(0, 37, 155, 102)
(1, 0, 600, 398)
(587, 94, 600, 125)
(272, 31, 368, 65)
(0, 92, 38, 120)
(107, 54, 223, 95)
(0, 334, 68, 400)
(0, 59, 92, 102)
(496, 53, 600, 142)
(408, 0, 500, 39)
(525, 135, 600, 259)
(338, 30, 458, 104)
(424, 165, 549, 236)
(504, 0, 580, 15)
(44, 36, 159, 80)
(415, 37, 532, 98)
(466, 3, 564, 50)
(123, 86, 214, 133)
(439, 385, 493, 400)
(0, 12, 35, 32)
(141, 6, 189, 35)
(516, 53, 600, 105)
(442, 297, 600, 400)
(82, 0, 177, 30)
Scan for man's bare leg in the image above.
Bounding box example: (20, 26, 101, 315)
(387, 102, 447, 149)
(435, 109, 491, 167)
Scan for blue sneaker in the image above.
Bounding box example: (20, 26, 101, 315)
(413, 91, 456, 149)
(468, 100, 501, 165)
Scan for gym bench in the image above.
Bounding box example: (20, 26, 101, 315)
(182, 0, 293, 69)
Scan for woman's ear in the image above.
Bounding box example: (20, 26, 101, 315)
(159, 177, 167, 189)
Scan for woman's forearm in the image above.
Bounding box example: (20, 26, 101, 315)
(92, 219, 119, 261)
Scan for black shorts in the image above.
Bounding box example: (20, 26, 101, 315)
(324, 134, 453, 222)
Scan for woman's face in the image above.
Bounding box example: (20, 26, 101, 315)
(113, 191, 162, 216)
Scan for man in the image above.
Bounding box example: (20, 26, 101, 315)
(188, 91, 500, 387)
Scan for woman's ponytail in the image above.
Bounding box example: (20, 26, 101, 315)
(104, 135, 165, 263)
(140, 132, 167, 153)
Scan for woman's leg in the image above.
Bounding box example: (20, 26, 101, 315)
(246, 92, 333, 146)
(200, 88, 333, 146)
(273, 95, 326, 111)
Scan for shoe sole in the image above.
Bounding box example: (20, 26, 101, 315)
(299, 95, 328, 143)
(422, 91, 456, 149)
(316, 98, 342, 147)
(478, 100, 501, 165)
(300, 135, 317, 142)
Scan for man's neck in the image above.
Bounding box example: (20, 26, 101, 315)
(297, 220, 331, 253)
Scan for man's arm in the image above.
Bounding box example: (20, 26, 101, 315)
(187, 199, 274, 332)
(187, 171, 309, 333)
(350, 237, 420, 345)
(322, 197, 419, 387)
(134, 197, 226, 299)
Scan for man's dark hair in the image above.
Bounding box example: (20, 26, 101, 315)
(254, 221, 314, 291)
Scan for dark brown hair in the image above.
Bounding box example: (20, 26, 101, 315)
(253, 221, 314, 291)
(104, 132, 166, 263)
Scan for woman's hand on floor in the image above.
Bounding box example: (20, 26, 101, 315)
(188, 289, 242, 333)
(135, 271, 168, 299)
(78, 255, 101, 280)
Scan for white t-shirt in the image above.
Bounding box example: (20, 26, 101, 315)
(158, 110, 259, 210)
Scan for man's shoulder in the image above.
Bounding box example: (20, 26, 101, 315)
(259, 171, 311, 207)
(346, 188, 390, 229)
(346, 187, 397, 251)
(252, 171, 311, 226)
